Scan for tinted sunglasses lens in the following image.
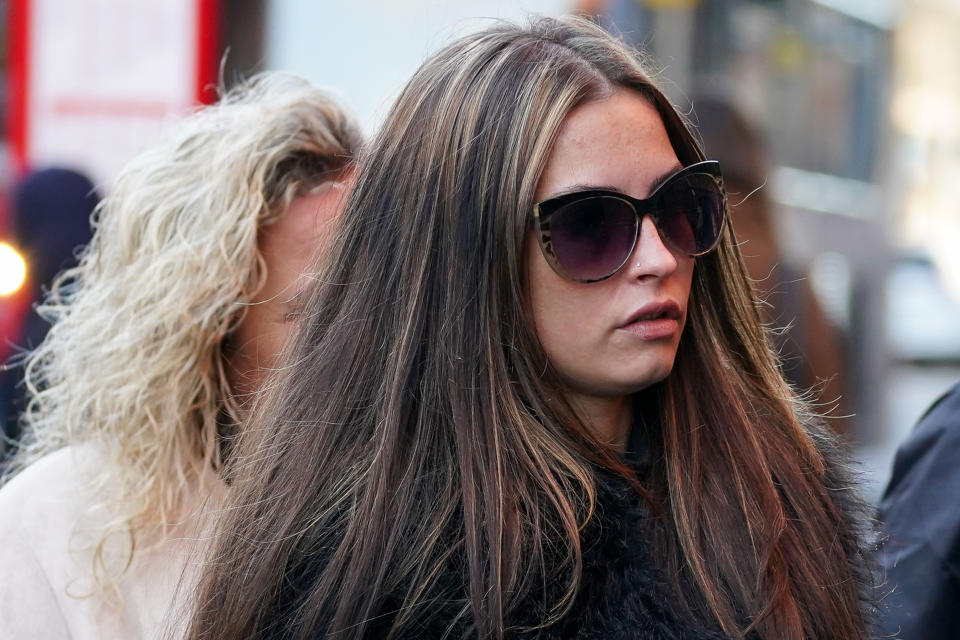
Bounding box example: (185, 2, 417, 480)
(658, 173, 724, 254)
(550, 196, 637, 281)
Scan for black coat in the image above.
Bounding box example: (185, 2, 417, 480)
(878, 382, 960, 640)
(275, 426, 873, 639)
(503, 443, 871, 640)
(348, 466, 730, 640)
(517, 468, 730, 640)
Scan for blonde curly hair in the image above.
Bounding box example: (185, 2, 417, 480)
(7, 71, 362, 570)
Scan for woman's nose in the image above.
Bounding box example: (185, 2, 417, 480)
(624, 215, 680, 281)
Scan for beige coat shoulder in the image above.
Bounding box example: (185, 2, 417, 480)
(0, 447, 223, 640)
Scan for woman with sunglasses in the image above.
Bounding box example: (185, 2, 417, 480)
(0, 72, 361, 638)
(186, 17, 873, 640)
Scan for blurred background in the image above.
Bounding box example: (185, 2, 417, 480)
(0, 0, 958, 502)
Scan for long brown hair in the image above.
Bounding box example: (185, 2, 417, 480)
(187, 17, 867, 640)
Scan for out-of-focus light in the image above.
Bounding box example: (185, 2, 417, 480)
(903, 189, 960, 305)
(0, 242, 27, 296)
(644, 0, 698, 8)
(772, 166, 882, 220)
(808, 0, 900, 30)
(892, 89, 960, 139)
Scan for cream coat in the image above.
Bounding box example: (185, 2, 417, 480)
(0, 447, 224, 639)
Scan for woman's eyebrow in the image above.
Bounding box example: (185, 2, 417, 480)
(550, 183, 625, 198)
(648, 163, 685, 192)
(547, 163, 686, 200)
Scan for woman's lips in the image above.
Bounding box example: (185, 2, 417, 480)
(619, 317, 681, 339)
(618, 300, 682, 339)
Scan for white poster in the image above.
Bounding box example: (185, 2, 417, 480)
(23, 0, 203, 191)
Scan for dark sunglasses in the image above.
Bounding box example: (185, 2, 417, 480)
(532, 160, 726, 283)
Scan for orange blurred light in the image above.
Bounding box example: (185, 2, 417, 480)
(0, 242, 27, 296)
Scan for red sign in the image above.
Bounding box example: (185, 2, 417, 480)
(2, 0, 218, 359)
(6, 0, 220, 194)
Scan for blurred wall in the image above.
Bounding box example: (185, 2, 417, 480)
(263, 0, 571, 134)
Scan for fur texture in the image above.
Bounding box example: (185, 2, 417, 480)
(276, 427, 875, 639)
(533, 467, 730, 640)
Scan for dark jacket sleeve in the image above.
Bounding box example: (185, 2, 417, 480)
(878, 382, 960, 640)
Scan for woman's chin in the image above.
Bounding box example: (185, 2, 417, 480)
(573, 365, 675, 400)
(624, 362, 677, 394)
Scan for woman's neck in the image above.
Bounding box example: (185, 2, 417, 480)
(567, 392, 633, 452)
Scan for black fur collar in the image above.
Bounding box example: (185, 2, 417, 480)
(530, 467, 729, 640)
(280, 427, 874, 639)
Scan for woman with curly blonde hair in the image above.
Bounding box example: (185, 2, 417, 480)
(0, 71, 362, 639)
